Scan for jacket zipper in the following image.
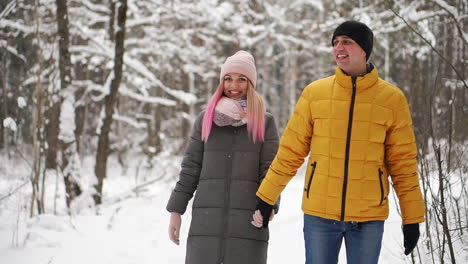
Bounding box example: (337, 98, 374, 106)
(378, 168, 384, 206)
(340, 76, 357, 221)
(219, 152, 233, 263)
(305, 161, 317, 198)
(219, 129, 236, 262)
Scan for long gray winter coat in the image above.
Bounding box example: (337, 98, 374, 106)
(167, 111, 279, 264)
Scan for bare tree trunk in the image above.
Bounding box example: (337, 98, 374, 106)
(0, 52, 7, 150)
(45, 103, 59, 169)
(434, 144, 457, 264)
(93, 0, 127, 205)
(144, 71, 164, 158)
(145, 100, 162, 158)
(287, 51, 298, 118)
(45, 0, 63, 169)
(109, 0, 116, 42)
(421, 158, 436, 264)
(423, 96, 437, 264)
(177, 71, 194, 154)
(55, 0, 83, 208)
(74, 88, 86, 154)
(31, 0, 45, 216)
(446, 1, 467, 144)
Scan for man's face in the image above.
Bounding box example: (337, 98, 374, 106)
(332, 36, 367, 76)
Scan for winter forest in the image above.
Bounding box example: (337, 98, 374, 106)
(0, 0, 467, 263)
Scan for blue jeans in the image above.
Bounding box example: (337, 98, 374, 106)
(303, 214, 384, 264)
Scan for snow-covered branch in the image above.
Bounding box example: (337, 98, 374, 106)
(0, 0, 16, 21)
(0, 19, 34, 34)
(70, 29, 197, 105)
(113, 114, 146, 129)
(119, 86, 176, 106)
(0, 40, 27, 62)
(431, 0, 468, 46)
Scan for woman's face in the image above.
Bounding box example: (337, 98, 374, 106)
(223, 73, 249, 100)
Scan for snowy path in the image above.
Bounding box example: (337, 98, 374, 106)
(0, 164, 411, 264)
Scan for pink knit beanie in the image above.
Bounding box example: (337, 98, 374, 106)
(219, 50, 257, 88)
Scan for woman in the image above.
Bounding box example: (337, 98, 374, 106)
(166, 50, 279, 264)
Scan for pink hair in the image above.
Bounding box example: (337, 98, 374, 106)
(201, 81, 265, 143)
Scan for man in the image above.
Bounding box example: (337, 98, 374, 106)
(251, 21, 425, 264)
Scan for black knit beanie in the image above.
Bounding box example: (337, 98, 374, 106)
(331, 21, 374, 61)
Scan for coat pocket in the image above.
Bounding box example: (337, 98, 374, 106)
(378, 168, 385, 206)
(304, 161, 317, 198)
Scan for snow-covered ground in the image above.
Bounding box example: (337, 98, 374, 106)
(0, 154, 415, 264)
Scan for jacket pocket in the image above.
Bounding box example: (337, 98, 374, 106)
(304, 161, 317, 198)
(378, 168, 385, 206)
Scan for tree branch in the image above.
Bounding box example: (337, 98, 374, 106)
(0, 181, 29, 202)
(431, 0, 468, 46)
(388, 5, 468, 90)
(0, 0, 16, 21)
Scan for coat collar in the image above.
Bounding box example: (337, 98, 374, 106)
(334, 65, 379, 90)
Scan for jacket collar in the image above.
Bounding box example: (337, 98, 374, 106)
(335, 64, 379, 90)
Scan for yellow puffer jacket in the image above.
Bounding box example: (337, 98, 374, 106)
(257, 66, 425, 224)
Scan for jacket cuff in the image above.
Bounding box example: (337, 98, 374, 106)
(166, 190, 190, 215)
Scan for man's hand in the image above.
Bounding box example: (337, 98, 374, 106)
(403, 223, 420, 255)
(251, 198, 274, 229)
(168, 212, 182, 245)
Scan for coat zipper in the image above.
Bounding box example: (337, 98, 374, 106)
(219, 128, 236, 262)
(305, 161, 317, 198)
(378, 168, 384, 206)
(219, 156, 231, 262)
(340, 76, 357, 221)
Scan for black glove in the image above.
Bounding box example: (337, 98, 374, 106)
(403, 223, 420, 255)
(255, 197, 273, 228)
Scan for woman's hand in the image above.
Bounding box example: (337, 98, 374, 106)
(251, 209, 275, 228)
(251, 198, 275, 228)
(168, 212, 182, 245)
